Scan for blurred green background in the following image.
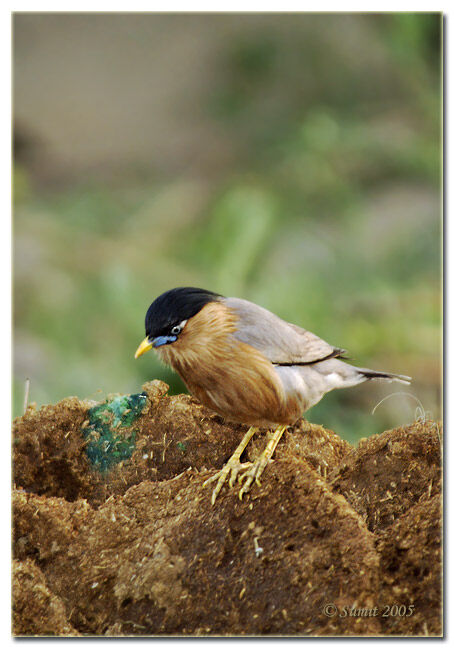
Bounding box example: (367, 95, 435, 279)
(13, 13, 442, 443)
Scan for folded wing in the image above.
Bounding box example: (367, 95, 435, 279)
(224, 297, 346, 366)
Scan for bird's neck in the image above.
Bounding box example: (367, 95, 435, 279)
(155, 301, 238, 385)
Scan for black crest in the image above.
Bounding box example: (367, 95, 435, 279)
(145, 287, 221, 338)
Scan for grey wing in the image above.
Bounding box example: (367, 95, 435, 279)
(224, 297, 346, 365)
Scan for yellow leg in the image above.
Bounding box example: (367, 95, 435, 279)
(202, 426, 257, 505)
(238, 424, 288, 499)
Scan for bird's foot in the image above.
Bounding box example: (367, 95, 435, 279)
(203, 458, 253, 505)
(202, 425, 258, 505)
(237, 454, 274, 499)
(237, 423, 288, 499)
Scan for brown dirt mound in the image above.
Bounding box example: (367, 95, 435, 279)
(329, 421, 442, 533)
(12, 382, 442, 636)
(13, 558, 80, 636)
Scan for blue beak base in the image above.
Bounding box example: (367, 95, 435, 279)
(151, 335, 178, 348)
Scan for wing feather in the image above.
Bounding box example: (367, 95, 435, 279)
(224, 297, 346, 366)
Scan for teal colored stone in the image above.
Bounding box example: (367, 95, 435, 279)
(82, 392, 147, 473)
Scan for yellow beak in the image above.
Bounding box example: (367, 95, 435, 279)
(134, 337, 154, 359)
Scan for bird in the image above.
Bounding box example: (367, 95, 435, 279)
(135, 287, 410, 504)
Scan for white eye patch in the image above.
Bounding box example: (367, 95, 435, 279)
(170, 320, 187, 335)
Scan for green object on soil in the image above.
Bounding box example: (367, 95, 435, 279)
(82, 392, 147, 472)
(176, 441, 187, 453)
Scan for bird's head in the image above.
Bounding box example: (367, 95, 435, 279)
(134, 287, 221, 358)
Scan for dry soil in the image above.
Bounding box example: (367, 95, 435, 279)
(12, 381, 442, 636)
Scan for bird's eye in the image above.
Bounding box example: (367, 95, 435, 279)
(171, 324, 182, 335)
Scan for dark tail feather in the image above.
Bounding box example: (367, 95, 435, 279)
(358, 368, 411, 385)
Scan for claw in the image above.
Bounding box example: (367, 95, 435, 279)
(234, 424, 288, 500)
(204, 425, 288, 504)
(203, 426, 257, 504)
(229, 464, 249, 488)
(237, 463, 261, 500)
(202, 471, 223, 487)
(239, 476, 253, 500)
(203, 460, 252, 504)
